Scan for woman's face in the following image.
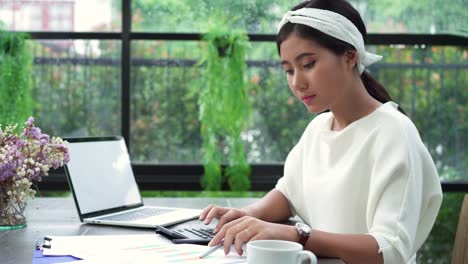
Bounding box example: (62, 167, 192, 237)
(279, 33, 354, 114)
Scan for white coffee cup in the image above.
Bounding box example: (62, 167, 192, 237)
(247, 240, 317, 264)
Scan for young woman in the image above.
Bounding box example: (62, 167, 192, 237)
(199, 1, 443, 263)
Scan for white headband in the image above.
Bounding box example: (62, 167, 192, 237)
(278, 8, 382, 74)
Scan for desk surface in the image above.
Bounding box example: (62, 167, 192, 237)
(0, 197, 343, 264)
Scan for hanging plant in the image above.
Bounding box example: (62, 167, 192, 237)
(0, 29, 33, 125)
(197, 24, 252, 191)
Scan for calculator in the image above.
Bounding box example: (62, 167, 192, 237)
(155, 225, 216, 245)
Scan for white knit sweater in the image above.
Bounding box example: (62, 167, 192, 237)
(275, 102, 443, 264)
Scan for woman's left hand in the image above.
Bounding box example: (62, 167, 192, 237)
(208, 216, 297, 256)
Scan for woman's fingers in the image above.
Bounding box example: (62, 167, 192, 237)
(214, 209, 243, 232)
(209, 216, 244, 246)
(221, 218, 251, 254)
(234, 228, 255, 255)
(203, 206, 227, 225)
(208, 224, 226, 247)
(199, 204, 215, 221)
(209, 219, 287, 256)
(209, 216, 260, 256)
(201, 205, 247, 229)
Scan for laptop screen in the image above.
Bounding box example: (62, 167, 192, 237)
(65, 137, 142, 214)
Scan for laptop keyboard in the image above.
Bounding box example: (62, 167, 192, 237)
(98, 207, 174, 221)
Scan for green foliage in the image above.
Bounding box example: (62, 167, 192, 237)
(127, 0, 465, 34)
(197, 23, 252, 191)
(417, 192, 465, 263)
(29, 40, 121, 137)
(129, 41, 202, 162)
(28, 43, 465, 181)
(365, 0, 466, 33)
(0, 30, 33, 125)
(371, 45, 467, 177)
(128, 0, 291, 33)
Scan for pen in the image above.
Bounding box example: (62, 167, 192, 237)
(199, 242, 223, 259)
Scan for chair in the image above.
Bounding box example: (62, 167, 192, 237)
(451, 194, 468, 264)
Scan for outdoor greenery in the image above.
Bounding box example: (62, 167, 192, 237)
(197, 24, 251, 191)
(372, 45, 467, 180)
(364, 0, 465, 34)
(20, 40, 466, 181)
(127, 0, 466, 34)
(2, 0, 460, 180)
(29, 40, 121, 137)
(0, 30, 33, 125)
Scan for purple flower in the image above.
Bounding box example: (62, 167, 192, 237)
(0, 162, 15, 181)
(39, 134, 50, 145)
(22, 117, 42, 140)
(1, 116, 70, 184)
(25, 117, 35, 127)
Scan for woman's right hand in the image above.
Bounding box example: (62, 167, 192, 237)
(199, 204, 250, 233)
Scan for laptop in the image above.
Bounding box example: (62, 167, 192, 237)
(64, 136, 201, 228)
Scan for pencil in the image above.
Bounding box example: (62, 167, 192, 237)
(199, 242, 223, 258)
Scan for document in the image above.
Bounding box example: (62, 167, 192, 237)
(40, 234, 247, 264)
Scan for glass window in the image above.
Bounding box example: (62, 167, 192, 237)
(30, 39, 121, 137)
(130, 39, 466, 181)
(129, 41, 312, 164)
(0, 0, 119, 32)
(29, 7, 42, 31)
(132, 0, 465, 34)
(131, 0, 290, 33)
(355, 0, 466, 34)
(4, 0, 463, 182)
(130, 40, 202, 163)
(245, 42, 312, 163)
(369, 44, 466, 180)
(246, 43, 466, 176)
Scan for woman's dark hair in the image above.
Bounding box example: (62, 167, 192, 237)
(277, 0, 406, 115)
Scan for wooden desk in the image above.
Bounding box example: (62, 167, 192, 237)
(0, 197, 343, 264)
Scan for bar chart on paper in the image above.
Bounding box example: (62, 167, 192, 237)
(124, 242, 247, 264)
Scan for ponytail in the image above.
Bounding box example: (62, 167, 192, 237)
(361, 71, 406, 115)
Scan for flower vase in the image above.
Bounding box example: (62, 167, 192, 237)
(0, 184, 28, 230)
(1, 117, 70, 230)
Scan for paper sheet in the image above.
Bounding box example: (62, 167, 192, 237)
(42, 234, 247, 264)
